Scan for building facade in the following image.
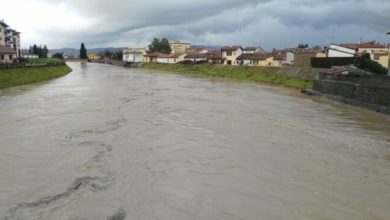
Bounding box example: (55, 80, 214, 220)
(123, 48, 147, 63)
(221, 46, 243, 65)
(170, 41, 191, 54)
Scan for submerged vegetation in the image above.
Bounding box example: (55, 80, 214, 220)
(0, 65, 72, 89)
(140, 63, 317, 89)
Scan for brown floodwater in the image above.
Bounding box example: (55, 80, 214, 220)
(0, 62, 389, 220)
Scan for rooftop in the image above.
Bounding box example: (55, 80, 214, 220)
(341, 41, 387, 50)
(0, 46, 16, 54)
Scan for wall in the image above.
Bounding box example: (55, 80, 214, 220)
(222, 48, 243, 65)
(314, 74, 390, 108)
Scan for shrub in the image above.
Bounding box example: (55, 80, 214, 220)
(311, 57, 356, 68)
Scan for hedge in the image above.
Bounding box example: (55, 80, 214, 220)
(311, 57, 356, 68)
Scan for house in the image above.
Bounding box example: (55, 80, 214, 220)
(0, 45, 16, 64)
(255, 54, 285, 67)
(339, 41, 389, 68)
(236, 53, 285, 67)
(221, 46, 243, 65)
(143, 52, 159, 63)
(207, 50, 222, 64)
(88, 53, 101, 61)
(156, 53, 186, 64)
(184, 53, 208, 62)
(237, 54, 256, 66)
(283, 48, 321, 66)
(123, 48, 146, 63)
(373, 53, 389, 69)
(170, 41, 191, 53)
(242, 47, 265, 54)
(327, 44, 356, 57)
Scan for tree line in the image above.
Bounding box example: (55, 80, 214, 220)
(29, 44, 49, 58)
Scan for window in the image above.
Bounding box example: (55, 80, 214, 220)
(1, 55, 4, 60)
(227, 51, 232, 56)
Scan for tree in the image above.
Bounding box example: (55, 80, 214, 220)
(53, 53, 64, 59)
(42, 45, 49, 58)
(29, 44, 49, 58)
(148, 38, 172, 53)
(356, 53, 388, 75)
(80, 42, 87, 59)
(298, 43, 309, 48)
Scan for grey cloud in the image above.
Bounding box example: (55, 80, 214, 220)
(35, 0, 390, 49)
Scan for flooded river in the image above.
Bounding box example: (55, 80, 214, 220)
(0, 62, 389, 220)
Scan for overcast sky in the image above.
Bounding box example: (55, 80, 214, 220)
(1, 0, 389, 50)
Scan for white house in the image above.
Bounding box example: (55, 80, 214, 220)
(221, 46, 243, 65)
(157, 53, 186, 64)
(327, 44, 356, 57)
(184, 53, 208, 62)
(123, 48, 147, 63)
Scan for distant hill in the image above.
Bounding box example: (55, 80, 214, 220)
(50, 47, 126, 56)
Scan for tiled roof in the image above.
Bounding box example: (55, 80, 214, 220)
(157, 53, 185, 58)
(144, 52, 160, 57)
(207, 51, 222, 59)
(185, 53, 208, 59)
(341, 41, 387, 50)
(0, 46, 16, 54)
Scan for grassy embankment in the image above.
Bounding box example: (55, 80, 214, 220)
(140, 63, 327, 89)
(0, 64, 72, 89)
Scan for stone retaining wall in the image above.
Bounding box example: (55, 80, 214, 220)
(313, 73, 390, 110)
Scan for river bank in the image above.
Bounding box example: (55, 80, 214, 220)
(0, 65, 72, 89)
(139, 63, 328, 89)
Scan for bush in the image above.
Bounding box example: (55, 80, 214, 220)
(355, 53, 388, 75)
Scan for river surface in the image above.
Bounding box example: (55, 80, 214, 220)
(0, 62, 389, 220)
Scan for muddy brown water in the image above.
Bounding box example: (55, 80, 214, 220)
(0, 62, 389, 220)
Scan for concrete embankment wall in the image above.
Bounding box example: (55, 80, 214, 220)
(313, 74, 390, 113)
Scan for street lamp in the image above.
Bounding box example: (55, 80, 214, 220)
(387, 32, 390, 75)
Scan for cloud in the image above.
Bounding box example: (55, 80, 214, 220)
(1, 0, 389, 50)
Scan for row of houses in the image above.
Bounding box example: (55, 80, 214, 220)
(87, 40, 390, 69)
(327, 41, 389, 68)
(0, 20, 21, 64)
(118, 41, 296, 67)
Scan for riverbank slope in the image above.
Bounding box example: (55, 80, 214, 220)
(0, 65, 72, 89)
(139, 63, 328, 89)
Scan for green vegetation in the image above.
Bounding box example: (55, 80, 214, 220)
(29, 44, 49, 58)
(80, 42, 87, 59)
(141, 63, 317, 89)
(0, 65, 72, 89)
(356, 53, 388, 75)
(148, 38, 172, 54)
(26, 58, 64, 65)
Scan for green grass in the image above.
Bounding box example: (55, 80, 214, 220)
(0, 65, 72, 89)
(140, 63, 315, 89)
(27, 58, 63, 65)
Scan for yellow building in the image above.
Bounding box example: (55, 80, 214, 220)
(88, 53, 101, 61)
(341, 41, 389, 68)
(373, 53, 389, 69)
